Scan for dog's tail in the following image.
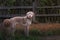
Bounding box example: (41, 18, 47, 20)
(3, 19, 11, 27)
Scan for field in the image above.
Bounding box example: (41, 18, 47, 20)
(1, 23, 60, 40)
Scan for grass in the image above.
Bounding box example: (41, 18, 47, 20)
(0, 29, 60, 40)
(0, 29, 42, 40)
(1, 23, 60, 40)
(14, 29, 43, 40)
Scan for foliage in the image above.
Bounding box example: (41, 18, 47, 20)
(0, 0, 16, 6)
(38, 0, 58, 6)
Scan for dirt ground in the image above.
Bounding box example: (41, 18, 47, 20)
(16, 23, 60, 31)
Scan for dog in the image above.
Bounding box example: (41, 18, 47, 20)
(3, 11, 35, 37)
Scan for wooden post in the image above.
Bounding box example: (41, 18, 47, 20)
(32, 0, 37, 23)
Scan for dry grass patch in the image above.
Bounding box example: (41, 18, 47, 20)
(16, 23, 60, 31)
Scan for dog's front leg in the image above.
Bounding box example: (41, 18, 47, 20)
(24, 25, 30, 37)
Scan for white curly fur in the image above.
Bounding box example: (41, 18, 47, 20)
(3, 11, 34, 37)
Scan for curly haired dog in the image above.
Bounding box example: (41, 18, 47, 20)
(3, 11, 35, 37)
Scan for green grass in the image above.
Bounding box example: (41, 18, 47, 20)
(0, 29, 60, 40)
(14, 29, 42, 40)
(15, 35, 40, 40)
(0, 29, 42, 40)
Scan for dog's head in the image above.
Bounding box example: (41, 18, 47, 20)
(26, 11, 34, 19)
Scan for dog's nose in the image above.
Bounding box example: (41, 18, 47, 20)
(28, 15, 32, 18)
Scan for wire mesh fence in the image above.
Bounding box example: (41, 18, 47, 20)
(0, 0, 60, 23)
(0, 6, 60, 23)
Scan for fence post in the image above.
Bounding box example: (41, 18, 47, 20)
(32, 1, 37, 23)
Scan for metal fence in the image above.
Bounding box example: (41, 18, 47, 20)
(0, 2, 60, 23)
(36, 6, 60, 23)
